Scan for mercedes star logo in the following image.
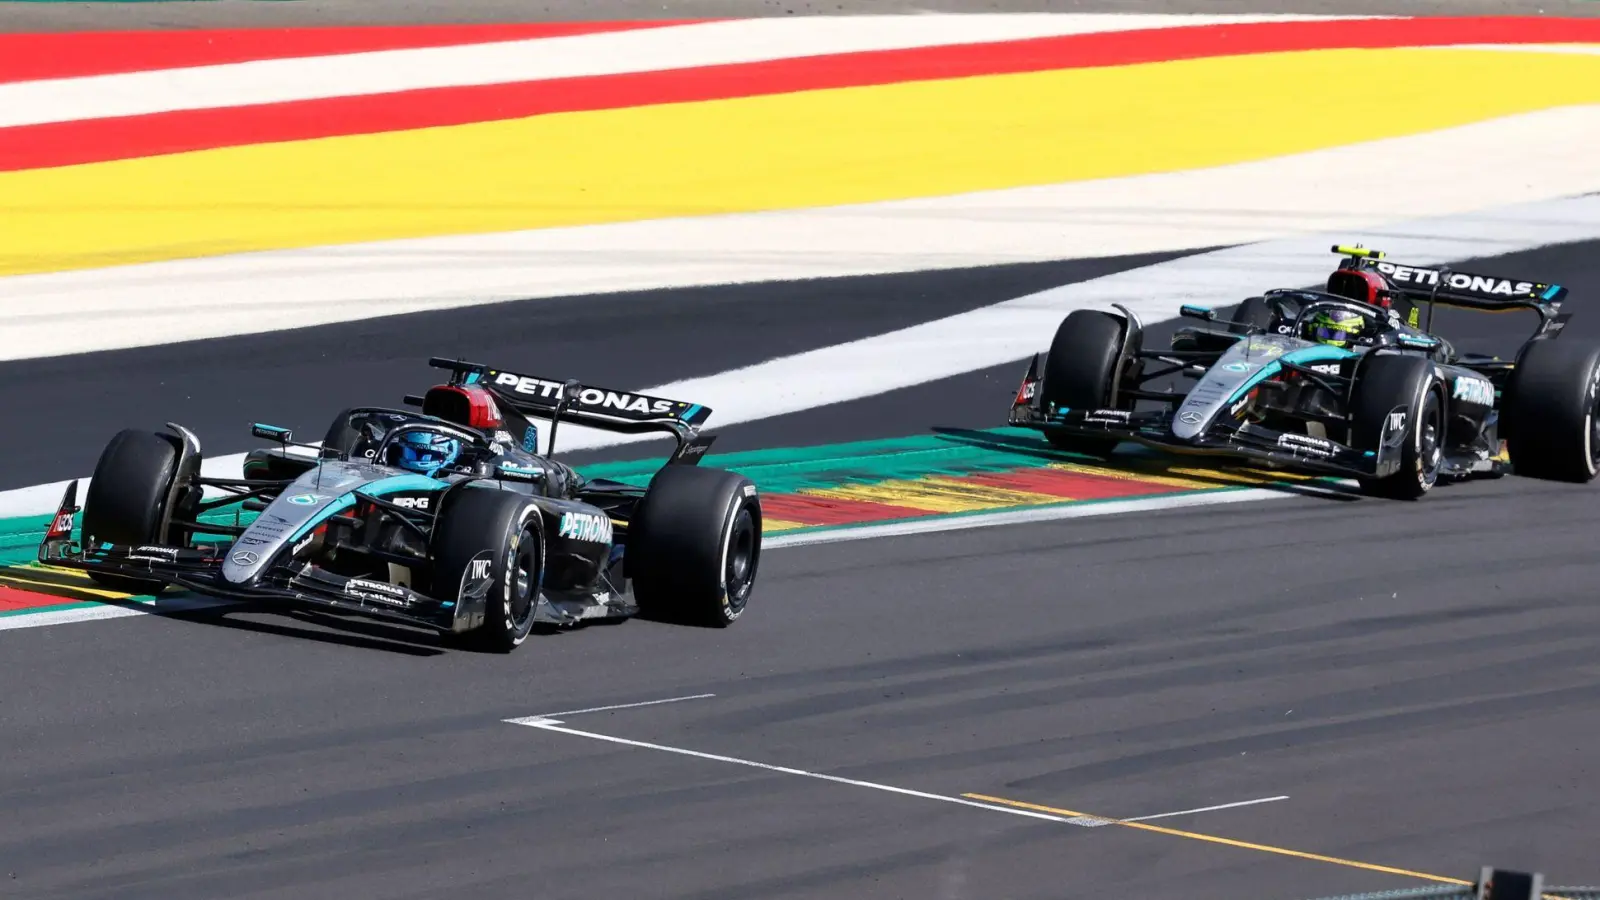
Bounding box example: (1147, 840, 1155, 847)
(231, 550, 259, 565)
(1178, 411, 1203, 425)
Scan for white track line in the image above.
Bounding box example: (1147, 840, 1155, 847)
(761, 487, 1314, 550)
(0, 485, 1325, 634)
(5, 106, 1597, 364)
(0, 14, 1356, 129)
(1122, 795, 1291, 823)
(0, 594, 231, 632)
(506, 692, 717, 725)
(505, 716, 1073, 823)
(3, 175, 1595, 520)
(504, 716, 1287, 831)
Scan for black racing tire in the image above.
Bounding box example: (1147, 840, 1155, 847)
(1349, 354, 1446, 500)
(1503, 337, 1600, 483)
(1228, 296, 1276, 336)
(1038, 310, 1128, 458)
(81, 429, 184, 594)
(628, 466, 761, 628)
(431, 487, 543, 653)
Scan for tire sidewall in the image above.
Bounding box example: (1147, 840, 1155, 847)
(494, 504, 542, 647)
(629, 466, 761, 627)
(1404, 375, 1445, 496)
(713, 490, 760, 624)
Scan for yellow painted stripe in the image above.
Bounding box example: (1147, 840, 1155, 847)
(1046, 462, 1219, 491)
(963, 794, 1472, 886)
(761, 518, 807, 533)
(0, 572, 131, 600)
(801, 475, 1067, 514)
(1161, 465, 1315, 485)
(3, 48, 1599, 276)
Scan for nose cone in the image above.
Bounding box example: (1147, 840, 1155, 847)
(1170, 405, 1211, 441)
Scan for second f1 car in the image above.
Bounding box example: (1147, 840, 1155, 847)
(39, 358, 762, 652)
(1008, 245, 1600, 499)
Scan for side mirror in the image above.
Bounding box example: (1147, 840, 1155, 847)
(1179, 304, 1216, 322)
(252, 423, 293, 442)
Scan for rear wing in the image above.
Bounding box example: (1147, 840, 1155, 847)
(1332, 244, 1568, 310)
(424, 357, 716, 462)
(1331, 244, 1570, 339)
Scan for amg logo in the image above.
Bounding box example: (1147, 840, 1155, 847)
(1306, 363, 1340, 374)
(558, 511, 613, 544)
(392, 496, 430, 510)
(1374, 262, 1536, 297)
(492, 372, 676, 416)
(1452, 375, 1495, 407)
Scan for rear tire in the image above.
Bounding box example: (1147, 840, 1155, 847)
(629, 466, 761, 628)
(1503, 338, 1600, 482)
(81, 429, 185, 594)
(1349, 354, 1445, 500)
(431, 487, 543, 652)
(1038, 310, 1129, 458)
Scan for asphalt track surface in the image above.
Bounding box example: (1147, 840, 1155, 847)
(6, 5, 1600, 899)
(5, 233, 1600, 898)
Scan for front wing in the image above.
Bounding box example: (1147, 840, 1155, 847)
(43, 535, 467, 631)
(1009, 402, 1406, 480)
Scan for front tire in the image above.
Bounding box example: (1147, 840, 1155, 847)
(629, 466, 761, 628)
(1038, 310, 1129, 458)
(1349, 354, 1445, 500)
(431, 487, 543, 652)
(1502, 338, 1600, 483)
(81, 429, 188, 594)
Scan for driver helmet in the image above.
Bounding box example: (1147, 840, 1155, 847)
(391, 430, 461, 476)
(1304, 308, 1365, 348)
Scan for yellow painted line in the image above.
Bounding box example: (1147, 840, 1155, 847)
(963, 793, 1472, 886)
(1161, 465, 1316, 485)
(3, 47, 1599, 276)
(0, 572, 131, 600)
(1045, 462, 1220, 491)
(761, 518, 808, 533)
(801, 475, 1067, 514)
(32, 564, 97, 581)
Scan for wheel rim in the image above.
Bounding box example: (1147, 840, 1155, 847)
(1587, 383, 1600, 473)
(1419, 390, 1443, 485)
(509, 529, 538, 627)
(724, 506, 757, 613)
